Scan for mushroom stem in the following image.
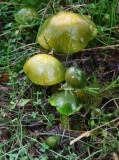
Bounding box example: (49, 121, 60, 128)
(61, 114, 70, 129)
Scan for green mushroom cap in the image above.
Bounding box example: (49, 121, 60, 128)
(45, 136, 60, 149)
(38, 11, 97, 54)
(23, 54, 65, 86)
(65, 67, 87, 89)
(15, 7, 39, 25)
(48, 91, 80, 116)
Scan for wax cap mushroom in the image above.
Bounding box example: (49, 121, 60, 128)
(65, 67, 87, 88)
(15, 8, 39, 25)
(48, 91, 81, 128)
(48, 91, 80, 116)
(38, 11, 97, 54)
(45, 136, 60, 149)
(23, 54, 65, 86)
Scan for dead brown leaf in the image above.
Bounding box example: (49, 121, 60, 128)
(0, 73, 9, 82)
(115, 121, 119, 127)
(0, 86, 10, 91)
(0, 101, 10, 107)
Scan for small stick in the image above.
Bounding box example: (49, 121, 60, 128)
(87, 147, 92, 160)
(112, 152, 119, 160)
(0, 2, 28, 6)
(82, 44, 119, 51)
(49, 1, 55, 13)
(70, 117, 119, 145)
(113, 100, 119, 108)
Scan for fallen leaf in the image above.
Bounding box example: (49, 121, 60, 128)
(0, 86, 11, 91)
(0, 73, 9, 82)
(0, 128, 10, 142)
(16, 99, 32, 107)
(0, 101, 10, 107)
(115, 121, 119, 127)
(76, 91, 84, 98)
(11, 118, 17, 122)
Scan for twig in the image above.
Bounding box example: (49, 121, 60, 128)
(65, 4, 87, 11)
(79, 52, 85, 65)
(70, 117, 119, 145)
(82, 44, 119, 51)
(81, 0, 90, 15)
(113, 100, 119, 108)
(49, 1, 55, 13)
(101, 98, 119, 110)
(87, 147, 92, 160)
(112, 152, 119, 160)
(0, 2, 28, 6)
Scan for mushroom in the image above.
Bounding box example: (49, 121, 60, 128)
(45, 135, 60, 149)
(38, 11, 97, 54)
(48, 91, 81, 129)
(23, 54, 65, 86)
(65, 67, 87, 89)
(15, 7, 39, 26)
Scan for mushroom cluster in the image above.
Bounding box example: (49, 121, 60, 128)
(23, 10, 97, 130)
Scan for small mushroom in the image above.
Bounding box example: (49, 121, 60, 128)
(48, 91, 81, 128)
(23, 54, 65, 86)
(38, 11, 97, 54)
(65, 67, 87, 89)
(15, 7, 39, 26)
(45, 135, 60, 149)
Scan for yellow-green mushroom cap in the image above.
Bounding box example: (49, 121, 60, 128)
(15, 8, 39, 25)
(38, 11, 97, 54)
(23, 54, 65, 86)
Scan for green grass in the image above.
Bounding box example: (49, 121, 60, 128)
(0, 0, 119, 159)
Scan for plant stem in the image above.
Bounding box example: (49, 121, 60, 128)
(61, 114, 70, 129)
